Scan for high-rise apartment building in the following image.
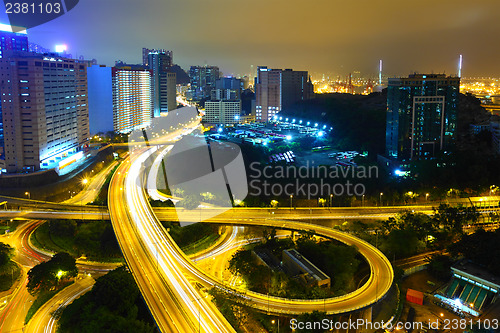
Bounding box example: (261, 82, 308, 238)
(203, 100, 241, 125)
(213, 77, 242, 100)
(87, 65, 113, 134)
(188, 66, 219, 100)
(142, 48, 172, 68)
(148, 51, 176, 117)
(0, 51, 89, 173)
(211, 88, 239, 101)
(28, 42, 50, 54)
(255, 66, 313, 122)
(0, 24, 28, 59)
(112, 64, 152, 134)
(385, 73, 459, 161)
(281, 69, 314, 110)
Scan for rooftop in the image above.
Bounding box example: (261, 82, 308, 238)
(283, 249, 330, 281)
(452, 260, 500, 289)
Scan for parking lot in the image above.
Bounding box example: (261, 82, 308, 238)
(206, 119, 364, 167)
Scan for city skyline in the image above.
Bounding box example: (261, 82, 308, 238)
(1, 1, 500, 332)
(0, 0, 499, 77)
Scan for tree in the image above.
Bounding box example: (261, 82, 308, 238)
(27, 262, 53, 294)
(208, 287, 249, 331)
(228, 249, 255, 277)
(384, 229, 421, 259)
(48, 219, 77, 238)
(51, 253, 78, 279)
(432, 204, 479, 240)
(27, 252, 77, 295)
(58, 267, 155, 333)
(426, 254, 453, 280)
(381, 210, 435, 242)
(448, 229, 500, 275)
(0, 242, 13, 269)
(178, 194, 201, 210)
(90, 266, 139, 316)
(262, 227, 277, 245)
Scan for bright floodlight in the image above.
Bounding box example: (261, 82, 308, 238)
(286, 135, 292, 141)
(273, 116, 278, 120)
(285, 118, 289, 122)
(279, 117, 282, 120)
(307, 121, 310, 125)
(318, 131, 324, 137)
(234, 115, 240, 120)
(292, 119, 296, 123)
(55, 44, 67, 53)
(299, 120, 302, 124)
(394, 169, 409, 177)
(217, 127, 223, 133)
(314, 123, 318, 127)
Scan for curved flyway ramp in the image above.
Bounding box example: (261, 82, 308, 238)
(109, 147, 236, 331)
(144, 205, 394, 315)
(109, 146, 393, 333)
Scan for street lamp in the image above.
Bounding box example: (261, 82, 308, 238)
(192, 294, 209, 333)
(490, 185, 497, 196)
(290, 195, 293, 211)
(330, 194, 333, 208)
(426, 193, 429, 201)
(362, 194, 365, 207)
(272, 318, 280, 333)
(25, 191, 30, 199)
(379, 193, 383, 206)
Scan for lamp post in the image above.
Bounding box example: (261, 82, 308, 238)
(362, 194, 365, 207)
(290, 195, 293, 211)
(426, 193, 429, 202)
(272, 318, 280, 333)
(25, 192, 30, 200)
(81, 179, 88, 221)
(192, 294, 209, 333)
(379, 193, 383, 206)
(330, 194, 333, 208)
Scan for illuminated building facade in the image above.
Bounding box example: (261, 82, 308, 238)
(385, 74, 459, 161)
(28, 42, 50, 54)
(142, 48, 172, 68)
(0, 51, 89, 173)
(188, 65, 219, 100)
(112, 65, 152, 134)
(214, 77, 242, 100)
(148, 51, 176, 117)
(0, 25, 29, 169)
(87, 65, 113, 134)
(203, 100, 241, 125)
(0, 24, 28, 59)
(255, 67, 281, 122)
(255, 66, 313, 122)
(491, 119, 500, 154)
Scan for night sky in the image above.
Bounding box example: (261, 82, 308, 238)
(1, 0, 499, 78)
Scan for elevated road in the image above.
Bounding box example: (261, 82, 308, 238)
(105, 143, 393, 333)
(2, 205, 498, 223)
(108, 127, 235, 332)
(24, 276, 95, 333)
